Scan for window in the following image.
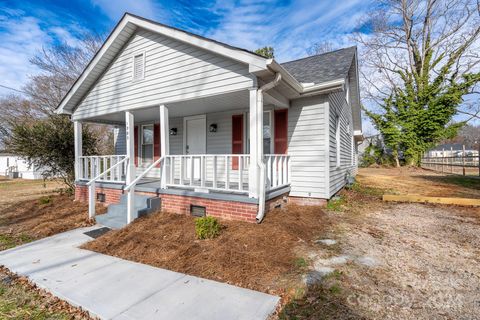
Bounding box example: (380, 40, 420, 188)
(141, 124, 154, 164)
(133, 53, 145, 81)
(335, 116, 341, 167)
(263, 111, 273, 154)
(351, 135, 355, 165)
(345, 78, 350, 104)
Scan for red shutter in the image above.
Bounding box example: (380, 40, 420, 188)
(153, 123, 161, 167)
(274, 109, 288, 154)
(134, 126, 139, 166)
(232, 114, 243, 170)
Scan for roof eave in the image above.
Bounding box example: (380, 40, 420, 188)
(266, 60, 345, 96)
(57, 13, 269, 115)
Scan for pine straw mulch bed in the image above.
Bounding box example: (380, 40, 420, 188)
(82, 204, 331, 296)
(0, 194, 103, 250)
(0, 266, 94, 319)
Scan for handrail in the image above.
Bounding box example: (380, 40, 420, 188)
(86, 157, 129, 186)
(165, 154, 251, 157)
(80, 154, 125, 158)
(124, 156, 165, 191)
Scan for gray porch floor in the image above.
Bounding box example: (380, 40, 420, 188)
(0, 226, 279, 319)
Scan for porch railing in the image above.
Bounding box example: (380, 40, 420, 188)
(164, 154, 251, 193)
(265, 154, 291, 190)
(79, 153, 291, 194)
(78, 155, 128, 183)
(86, 156, 129, 219)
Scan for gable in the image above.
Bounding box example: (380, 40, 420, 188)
(72, 29, 254, 120)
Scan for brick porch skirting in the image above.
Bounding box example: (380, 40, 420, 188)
(75, 185, 326, 223)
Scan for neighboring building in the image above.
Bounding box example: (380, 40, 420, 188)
(427, 143, 479, 158)
(56, 13, 363, 227)
(0, 152, 45, 179)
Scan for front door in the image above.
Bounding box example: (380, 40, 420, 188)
(184, 115, 206, 179)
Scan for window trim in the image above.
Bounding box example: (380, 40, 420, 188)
(335, 115, 341, 168)
(132, 51, 146, 82)
(141, 123, 154, 165)
(345, 77, 350, 105)
(263, 110, 274, 154)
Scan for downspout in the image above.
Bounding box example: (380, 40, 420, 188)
(256, 72, 282, 223)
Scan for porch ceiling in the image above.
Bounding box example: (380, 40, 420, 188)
(85, 89, 284, 124)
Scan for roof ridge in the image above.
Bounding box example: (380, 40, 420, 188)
(281, 46, 356, 65)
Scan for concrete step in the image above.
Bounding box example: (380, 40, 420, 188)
(96, 194, 161, 229)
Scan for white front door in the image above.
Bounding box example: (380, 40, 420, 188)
(184, 115, 206, 179)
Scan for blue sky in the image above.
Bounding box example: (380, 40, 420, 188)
(0, 0, 374, 97)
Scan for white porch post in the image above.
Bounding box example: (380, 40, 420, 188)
(248, 87, 263, 198)
(160, 104, 169, 188)
(125, 111, 135, 224)
(74, 121, 82, 181)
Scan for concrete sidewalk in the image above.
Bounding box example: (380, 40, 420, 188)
(0, 226, 279, 319)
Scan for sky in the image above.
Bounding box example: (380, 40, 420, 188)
(0, 0, 374, 96)
(0, 0, 476, 132)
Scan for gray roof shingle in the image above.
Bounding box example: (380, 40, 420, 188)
(280, 46, 356, 84)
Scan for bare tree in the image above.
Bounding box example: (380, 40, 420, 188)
(356, 0, 480, 165)
(1, 34, 115, 154)
(307, 41, 336, 56)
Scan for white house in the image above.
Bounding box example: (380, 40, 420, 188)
(56, 13, 363, 228)
(0, 152, 45, 179)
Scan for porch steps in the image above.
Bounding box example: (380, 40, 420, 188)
(95, 194, 161, 229)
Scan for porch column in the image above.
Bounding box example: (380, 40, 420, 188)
(248, 87, 263, 198)
(160, 104, 169, 188)
(73, 121, 82, 181)
(125, 111, 135, 224)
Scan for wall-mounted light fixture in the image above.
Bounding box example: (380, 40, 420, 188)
(209, 124, 217, 133)
(169, 128, 177, 135)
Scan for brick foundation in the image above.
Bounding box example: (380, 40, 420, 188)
(160, 193, 258, 223)
(288, 196, 327, 207)
(74, 184, 326, 223)
(75, 185, 123, 206)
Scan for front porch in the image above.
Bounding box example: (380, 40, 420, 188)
(73, 88, 291, 225)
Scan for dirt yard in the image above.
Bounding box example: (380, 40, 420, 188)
(0, 176, 64, 210)
(280, 168, 480, 319)
(357, 167, 480, 198)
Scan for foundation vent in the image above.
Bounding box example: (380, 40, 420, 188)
(190, 205, 206, 217)
(96, 193, 106, 203)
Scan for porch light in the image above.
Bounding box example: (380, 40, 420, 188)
(169, 128, 177, 135)
(209, 124, 217, 132)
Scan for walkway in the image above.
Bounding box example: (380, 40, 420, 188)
(0, 226, 279, 319)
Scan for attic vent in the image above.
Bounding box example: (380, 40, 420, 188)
(133, 53, 144, 81)
(190, 205, 206, 217)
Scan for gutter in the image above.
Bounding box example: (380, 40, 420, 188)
(256, 72, 282, 223)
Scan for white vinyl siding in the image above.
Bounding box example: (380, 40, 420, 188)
(72, 29, 254, 120)
(287, 95, 329, 199)
(328, 90, 357, 197)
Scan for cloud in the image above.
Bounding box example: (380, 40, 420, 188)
(90, 0, 166, 22)
(203, 0, 373, 62)
(0, 6, 94, 97)
(0, 10, 48, 96)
